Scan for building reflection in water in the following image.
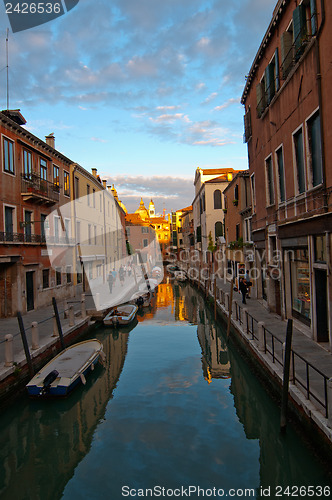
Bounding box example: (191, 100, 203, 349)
(0, 326, 132, 500)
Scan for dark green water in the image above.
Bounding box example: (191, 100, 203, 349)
(0, 282, 330, 500)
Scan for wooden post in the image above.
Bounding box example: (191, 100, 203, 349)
(4, 334, 13, 367)
(226, 278, 234, 340)
(31, 321, 39, 350)
(81, 293, 86, 318)
(52, 297, 65, 350)
(214, 276, 217, 320)
(280, 319, 293, 432)
(69, 305, 75, 327)
(17, 312, 34, 377)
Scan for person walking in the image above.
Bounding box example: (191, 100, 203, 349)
(119, 265, 125, 286)
(107, 271, 114, 293)
(239, 277, 248, 304)
(245, 270, 252, 298)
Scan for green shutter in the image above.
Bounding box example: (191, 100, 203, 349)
(281, 31, 293, 78)
(265, 63, 275, 104)
(293, 4, 307, 51)
(310, 0, 317, 35)
(275, 48, 280, 92)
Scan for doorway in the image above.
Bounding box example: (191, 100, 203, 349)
(26, 271, 34, 311)
(315, 269, 328, 342)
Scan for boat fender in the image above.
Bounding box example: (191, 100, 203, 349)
(99, 350, 106, 363)
(91, 363, 94, 371)
(40, 369, 59, 395)
(80, 373, 86, 385)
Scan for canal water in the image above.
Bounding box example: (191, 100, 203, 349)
(0, 281, 330, 499)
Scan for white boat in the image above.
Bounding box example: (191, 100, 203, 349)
(26, 339, 105, 397)
(174, 270, 187, 282)
(103, 304, 138, 326)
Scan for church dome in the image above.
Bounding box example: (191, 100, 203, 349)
(135, 198, 149, 220)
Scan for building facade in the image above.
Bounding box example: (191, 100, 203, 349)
(241, 0, 331, 346)
(0, 110, 74, 316)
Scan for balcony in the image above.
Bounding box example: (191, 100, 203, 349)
(0, 232, 46, 244)
(21, 173, 60, 205)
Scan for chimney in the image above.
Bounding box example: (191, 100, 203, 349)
(91, 168, 97, 178)
(45, 133, 55, 148)
(102, 180, 107, 189)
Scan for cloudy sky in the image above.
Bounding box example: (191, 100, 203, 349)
(0, 0, 276, 214)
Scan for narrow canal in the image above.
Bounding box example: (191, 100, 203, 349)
(0, 281, 330, 499)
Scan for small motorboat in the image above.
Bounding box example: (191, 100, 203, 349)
(26, 339, 105, 397)
(174, 270, 187, 282)
(103, 304, 138, 326)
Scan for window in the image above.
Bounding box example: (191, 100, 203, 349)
(234, 184, 239, 202)
(265, 156, 275, 205)
(290, 248, 311, 325)
(56, 268, 62, 286)
(87, 185, 90, 205)
(93, 189, 96, 208)
(276, 147, 286, 203)
(3, 137, 14, 174)
(74, 177, 79, 199)
(196, 226, 201, 243)
(40, 159, 47, 180)
(64, 218, 71, 240)
(214, 190, 222, 209)
(42, 269, 50, 289)
(243, 107, 252, 143)
(281, 25, 293, 79)
(23, 150, 32, 177)
(94, 225, 97, 245)
(66, 266, 72, 284)
(293, 128, 306, 194)
(215, 221, 223, 239)
(293, 4, 307, 57)
(235, 224, 240, 241)
(4, 206, 14, 238)
(243, 218, 252, 243)
(41, 214, 47, 241)
(53, 165, 59, 190)
(142, 227, 149, 233)
(62, 171, 69, 196)
(88, 224, 92, 245)
(24, 210, 33, 242)
(54, 216, 60, 243)
(143, 239, 148, 247)
(314, 235, 326, 263)
(307, 111, 322, 187)
(256, 75, 266, 117)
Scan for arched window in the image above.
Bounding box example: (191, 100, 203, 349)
(214, 189, 222, 209)
(215, 221, 223, 239)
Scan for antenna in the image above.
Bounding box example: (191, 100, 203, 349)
(6, 28, 9, 110)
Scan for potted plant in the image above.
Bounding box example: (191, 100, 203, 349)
(232, 199, 238, 206)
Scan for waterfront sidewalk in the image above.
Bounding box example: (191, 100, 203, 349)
(194, 273, 332, 439)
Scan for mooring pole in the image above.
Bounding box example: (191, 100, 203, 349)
(17, 311, 34, 378)
(52, 297, 65, 350)
(214, 275, 217, 320)
(226, 278, 234, 340)
(280, 319, 293, 432)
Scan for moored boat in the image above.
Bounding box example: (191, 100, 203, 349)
(129, 291, 151, 308)
(103, 304, 138, 326)
(26, 339, 105, 397)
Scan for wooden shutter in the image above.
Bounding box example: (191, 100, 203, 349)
(265, 63, 275, 104)
(293, 4, 307, 52)
(281, 31, 293, 79)
(275, 48, 280, 92)
(310, 0, 317, 35)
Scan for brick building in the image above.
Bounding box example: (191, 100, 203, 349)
(241, 0, 331, 346)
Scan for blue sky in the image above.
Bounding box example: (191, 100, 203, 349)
(0, 0, 277, 213)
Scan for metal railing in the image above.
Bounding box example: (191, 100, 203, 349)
(21, 173, 60, 203)
(0, 231, 46, 244)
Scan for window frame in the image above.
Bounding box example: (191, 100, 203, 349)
(265, 154, 275, 206)
(2, 135, 15, 175)
(305, 108, 323, 190)
(275, 145, 286, 204)
(292, 125, 306, 195)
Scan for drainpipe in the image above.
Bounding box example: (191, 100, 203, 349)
(315, 0, 326, 207)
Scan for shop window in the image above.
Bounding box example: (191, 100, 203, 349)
(314, 235, 326, 263)
(290, 248, 311, 325)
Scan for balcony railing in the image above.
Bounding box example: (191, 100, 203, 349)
(21, 173, 60, 204)
(0, 232, 46, 244)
